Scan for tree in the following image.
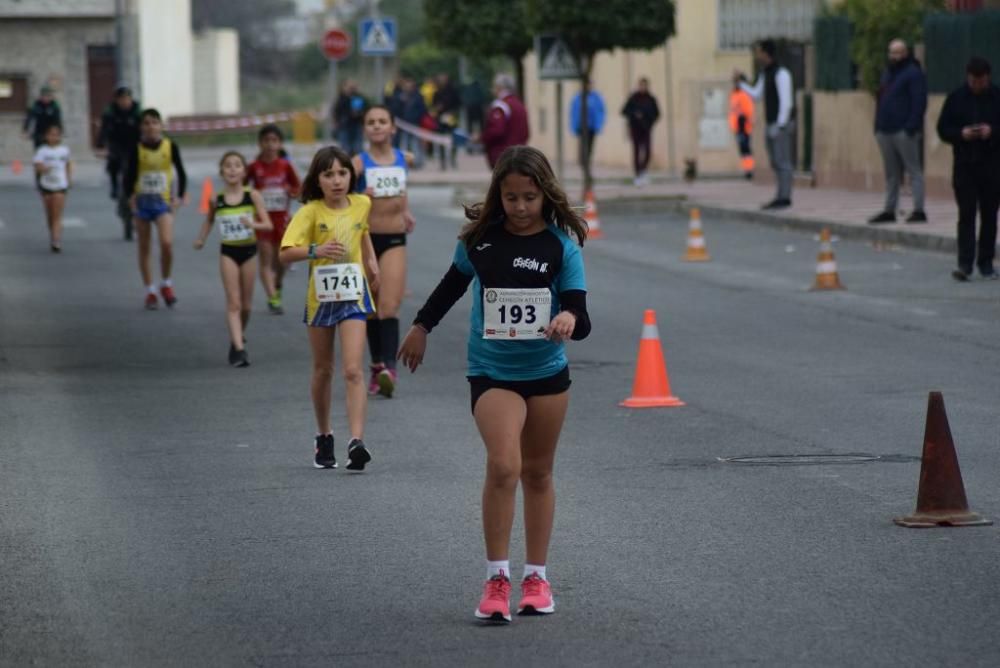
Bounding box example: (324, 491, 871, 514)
(834, 0, 946, 94)
(424, 0, 532, 95)
(526, 0, 676, 194)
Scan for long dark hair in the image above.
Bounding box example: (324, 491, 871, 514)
(461, 145, 587, 248)
(300, 145, 356, 203)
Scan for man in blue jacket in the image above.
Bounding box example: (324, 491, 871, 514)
(869, 39, 928, 224)
(570, 81, 605, 167)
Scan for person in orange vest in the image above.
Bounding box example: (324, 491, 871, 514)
(729, 79, 755, 179)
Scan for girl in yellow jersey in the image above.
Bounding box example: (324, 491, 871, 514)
(193, 151, 272, 367)
(124, 109, 187, 310)
(279, 146, 380, 471)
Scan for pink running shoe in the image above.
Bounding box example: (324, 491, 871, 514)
(376, 367, 397, 398)
(517, 573, 555, 615)
(474, 574, 512, 623)
(367, 364, 384, 396)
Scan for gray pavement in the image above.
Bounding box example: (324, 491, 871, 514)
(1, 178, 999, 667)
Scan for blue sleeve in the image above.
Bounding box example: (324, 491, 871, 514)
(452, 241, 475, 276)
(593, 93, 606, 132)
(569, 95, 580, 135)
(556, 239, 586, 292)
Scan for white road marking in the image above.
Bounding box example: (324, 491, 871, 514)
(62, 217, 86, 228)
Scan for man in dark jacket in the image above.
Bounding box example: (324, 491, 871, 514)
(22, 84, 62, 148)
(97, 83, 142, 200)
(937, 57, 1000, 281)
(869, 40, 928, 224)
(621, 77, 660, 186)
(332, 79, 367, 155)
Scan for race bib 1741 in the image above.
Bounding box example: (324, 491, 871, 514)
(314, 263, 365, 302)
(139, 171, 168, 194)
(261, 187, 288, 211)
(216, 213, 254, 243)
(482, 288, 551, 340)
(367, 166, 406, 198)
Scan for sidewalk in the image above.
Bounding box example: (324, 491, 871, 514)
(1, 145, 966, 254)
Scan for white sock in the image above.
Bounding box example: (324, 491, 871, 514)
(486, 560, 510, 580)
(146, 284, 156, 294)
(523, 564, 546, 581)
(161, 278, 173, 288)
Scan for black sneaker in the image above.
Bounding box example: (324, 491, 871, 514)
(761, 199, 791, 210)
(346, 438, 371, 471)
(314, 434, 337, 469)
(867, 211, 896, 224)
(951, 268, 972, 282)
(228, 344, 239, 366)
(234, 349, 250, 368)
(905, 210, 927, 223)
(980, 268, 998, 280)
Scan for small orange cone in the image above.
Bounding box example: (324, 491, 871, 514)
(198, 177, 214, 215)
(583, 190, 604, 240)
(810, 228, 845, 290)
(11, 159, 23, 175)
(620, 309, 685, 408)
(894, 392, 992, 528)
(682, 208, 710, 262)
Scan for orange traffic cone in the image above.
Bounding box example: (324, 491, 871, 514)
(583, 190, 604, 240)
(620, 309, 685, 408)
(198, 177, 214, 215)
(11, 159, 23, 175)
(894, 392, 992, 528)
(810, 228, 845, 290)
(682, 208, 710, 262)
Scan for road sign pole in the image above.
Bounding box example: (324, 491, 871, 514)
(374, 56, 384, 103)
(556, 81, 564, 180)
(327, 59, 338, 143)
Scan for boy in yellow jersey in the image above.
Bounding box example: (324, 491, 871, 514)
(124, 108, 188, 310)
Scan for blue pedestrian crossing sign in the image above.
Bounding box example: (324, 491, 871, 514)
(360, 17, 397, 56)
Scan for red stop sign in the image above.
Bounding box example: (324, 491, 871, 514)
(321, 29, 352, 61)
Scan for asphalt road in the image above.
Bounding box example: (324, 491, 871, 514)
(2, 174, 999, 667)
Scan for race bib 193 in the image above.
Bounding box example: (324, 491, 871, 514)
(314, 263, 365, 302)
(139, 171, 168, 194)
(367, 166, 406, 198)
(261, 187, 288, 211)
(483, 288, 551, 340)
(216, 213, 254, 243)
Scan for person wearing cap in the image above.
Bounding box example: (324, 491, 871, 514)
(97, 84, 142, 204)
(22, 84, 62, 149)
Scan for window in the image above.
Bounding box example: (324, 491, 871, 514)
(718, 0, 823, 51)
(0, 75, 28, 113)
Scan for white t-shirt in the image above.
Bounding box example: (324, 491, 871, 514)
(33, 144, 70, 191)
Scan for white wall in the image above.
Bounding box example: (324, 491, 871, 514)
(193, 29, 240, 114)
(136, 0, 193, 117)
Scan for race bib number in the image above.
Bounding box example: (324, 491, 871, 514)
(216, 213, 254, 242)
(483, 288, 551, 340)
(314, 263, 365, 302)
(139, 171, 168, 194)
(367, 166, 406, 198)
(261, 187, 288, 211)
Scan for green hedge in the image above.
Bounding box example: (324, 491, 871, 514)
(924, 11, 1000, 93)
(814, 16, 854, 91)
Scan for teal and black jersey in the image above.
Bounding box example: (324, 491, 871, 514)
(415, 221, 589, 381)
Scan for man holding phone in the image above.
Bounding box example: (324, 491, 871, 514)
(937, 57, 1000, 281)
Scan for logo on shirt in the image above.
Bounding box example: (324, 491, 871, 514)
(513, 256, 548, 273)
(319, 223, 329, 231)
(475, 243, 492, 251)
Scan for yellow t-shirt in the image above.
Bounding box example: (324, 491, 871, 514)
(281, 195, 374, 325)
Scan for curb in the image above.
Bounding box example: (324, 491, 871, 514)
(597, 196, 958, 255)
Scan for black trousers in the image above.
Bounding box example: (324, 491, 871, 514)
(953, 164, 1000, 273)
(630, 126, 651, 175)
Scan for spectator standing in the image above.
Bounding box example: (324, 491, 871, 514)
(398, 77, 428, 167)
(868, 40, 928, 225)
(22, 84, 62, 149)
(570, 81, 606, 170)
(937, 57, 1000, 281)
(462, 79, 486, 136)
(728, 77, 755, 180)
(736, 39, 796, 210)
(333, 79, 367, 156)
(97, 83, 142, 200)
(479, 73, 529, 169)
(431, 73, 462, 169)
(621, 77, 660, 186)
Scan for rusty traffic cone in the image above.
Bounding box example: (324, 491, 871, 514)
(11, 159, 23, 175)
(620, 309, 685, 408)
(682, 208, 710, 262)
(198, 177, 214, 215)
(810, 228, 845, 290)
(583, 189, 604, 240)
(893, 392, 992, 528)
